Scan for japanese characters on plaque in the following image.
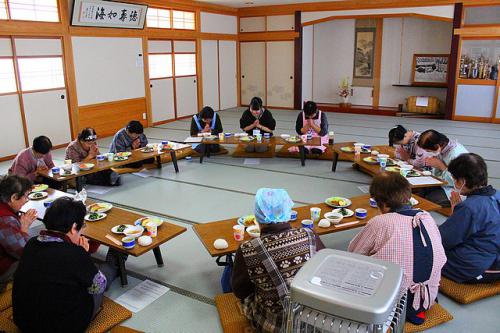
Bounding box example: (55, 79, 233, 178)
(72, 0, 147, 29)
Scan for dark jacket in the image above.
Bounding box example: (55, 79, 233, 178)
(440, 186, 500, 282)
(239, 108, 276, 136)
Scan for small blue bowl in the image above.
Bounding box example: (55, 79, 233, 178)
(362, 144, 372, 150)
(301, 219, 314, 229)
(96, 155, 106, 161)
(307, 133, 313, 140)
(369, 198, 377, 208)
(43, 200, 53, 208)
(225, 133, 232, 137)
(185, 156, 192, 161)
(290, 210, 298, 221)
(355, 208, 368, 219)
(122, 236, 135, 249)
(264, 133, 271, 139)
(51, 167, 60, 175)
(161, 140, 169, 145)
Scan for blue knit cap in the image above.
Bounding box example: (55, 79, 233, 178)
(254, 188, 294, 224)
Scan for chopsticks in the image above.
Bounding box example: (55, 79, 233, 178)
(105, 234, 122, 246)
(334, 220, 360, 228)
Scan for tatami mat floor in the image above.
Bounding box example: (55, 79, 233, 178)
(1, 108, 499, 332)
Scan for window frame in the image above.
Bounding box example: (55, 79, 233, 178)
(173, 52, 196, 78)
(16, 55, 66, 93)
(146, 7, 195, 31)
(5, 0, 60, 23)
(148, 52, 174, 80)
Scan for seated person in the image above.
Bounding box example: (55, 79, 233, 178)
(232, 188, 325, 333)
(349, 172, 446, 325)
(109, 120, 152, 170)
(240, 97, 276, 153)
(417, 129, 468, 207)
(388, 125, 428, 168)
(8, 135, 61, 189)
(439, 153, 500, 284)
(190, 106, 223, 154)
(66, 128, 120, 186)
(0, 175, 37, 291)
(13, 197, 122, 333)
(293, 101, 329, 154)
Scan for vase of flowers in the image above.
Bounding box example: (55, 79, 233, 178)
(338, 77, 352, 107)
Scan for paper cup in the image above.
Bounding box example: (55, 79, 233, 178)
(146, 221, 158, 238)
(301, 219, 314, 229)
(233, 225, 245, 241)
(310, 207, 321, 222)
(256, 133, 262, 143)
(301, 135, 308, 142)
(64, 159, 72, 165)
(218, 133, 225, 141)
(107, 153, 114, 162)
(354, 143, 364, 154)
(252, 129, 260, 136)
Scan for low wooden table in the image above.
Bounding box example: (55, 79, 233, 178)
(193, 193, 440, 259)
(191, 136, 322, 166)
(22, 189, 187, 286)
(40, 148, 178, 192)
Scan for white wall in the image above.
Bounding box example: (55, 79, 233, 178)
(379, 17, 452, 108)
(201, 12, 237, 34)
(72, 37, 145, 106)
(312, 19, 355, 104)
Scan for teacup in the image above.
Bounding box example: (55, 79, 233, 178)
(106, 153, 114, 162)
(369, 198, 377, 208)
(43, 200, 54, 208)
(51, 167, 60, 175)
(301, 219, 314, 229)
(307, 133, 313, 140)
(264, 133, 271, 139)
(290, 210, 298, 221)
(96, 154, 106, 161)
(122, 236, 135, 249)
(355, 208, 368, 219)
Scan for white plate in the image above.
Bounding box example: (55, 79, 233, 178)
(32, 184, 49, 192)
(410, 197, 419, 206)
(79, 163, 95, 171)
(111, 224, 134, 234)
(240, 136, 255, 142)
(332, 208, 355, 218)
(280, 134, 290, 139)
(134, 217, 163, 227)
(324, 197, 352, 208)
(237, 215, 257, 227)
(87, 202, 113, 213)
(85, 212, 107, 222)
(28, 191, 48, 200)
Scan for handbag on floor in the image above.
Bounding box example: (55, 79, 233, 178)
(216, 254, 234, 293)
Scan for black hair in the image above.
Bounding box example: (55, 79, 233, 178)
(77, 128, 97, 142)
(417, 129, 449, 150)
(126, 121, 144, 134)
(43, 197, 86, 233)
(32, 136, 52, 155)
(370, 172, 412, 211)
(250, 97, 263, 111)
(303, 101, 318, 117)
(199, 106, 215, 120)
(448, 153, 488, 190)
(0, 175, 33, 203)
(388, 125, 408, 146)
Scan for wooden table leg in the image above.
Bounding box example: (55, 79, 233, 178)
(116, 252, 128, 286)
(75, 177, 84, 192)
(199, 144, 206, 164)
(155, 155, 162, 169)
(332, 151, 339, 172)
(153, 247, 164, 267)
(299, 146, 306, 167)
(170, 150, 179, 173)
(61, 181, 68, 192)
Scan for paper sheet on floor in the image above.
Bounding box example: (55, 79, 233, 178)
(244, 158, 260, 165)
(84, 185, 114, 195)
(408, 176, 443, 186)
(357, 185, 370, 193)
(115, 279, 169, 313)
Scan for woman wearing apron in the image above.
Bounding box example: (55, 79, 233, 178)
(190, 106, 223, 154)
(291, 101, 329, 154)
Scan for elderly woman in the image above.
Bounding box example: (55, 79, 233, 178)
(439, 153, 500, 284)
(66, 128, 120, 186)
(240, 97, 276, 153)
(232, 188, 325, 333)
(13, 197, 120, 333)
(417, 129, 468, 206)
(0, 175, 37, 290)
(348, 172, 446, 325)
(388, 125, 427, 168)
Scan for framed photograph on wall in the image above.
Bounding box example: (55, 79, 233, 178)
(411, 54, 449, 86)
(71, 0, 148, 29)
(353, 27, 376, 79)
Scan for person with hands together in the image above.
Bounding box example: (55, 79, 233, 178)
(388, 125, 428, 168)
(240, 97, 276, 153)
(438, 153, 500, 284)
(0, 175, 36, 290)
(293, 101, 329, 155)
(191, 106, 224, 154)
(416, 129, 468, 207)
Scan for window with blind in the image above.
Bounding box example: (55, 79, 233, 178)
(174, 53, 196, 77)
(0, 58, 17, 94)
(146, 8, 170, 29)
(146, 7, 195, 30)
(17, 57, 64, 91)
(149, 54, 173, 79)
(6, 0, 59, 22)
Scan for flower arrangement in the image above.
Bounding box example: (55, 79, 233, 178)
(338, 77, 351, 102)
